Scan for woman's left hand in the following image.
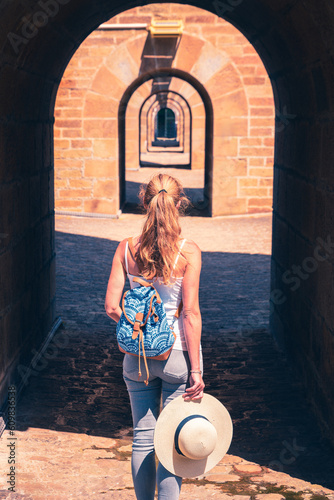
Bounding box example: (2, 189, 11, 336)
(183, 372, 205, 401)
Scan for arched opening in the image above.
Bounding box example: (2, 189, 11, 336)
(150, 99, 183, 148)
(155, 107, 177, 142)
(139, 90, 191, 164)
(53, 12, 275, 219)
(119, 67, 213, 215)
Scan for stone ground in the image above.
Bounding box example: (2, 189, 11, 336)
(1, 211, 334, 499)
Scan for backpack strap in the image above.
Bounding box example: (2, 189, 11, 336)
(122, 277, 159, 387)
(138, 330, 150, 386)
(122, 279, 162, 328)
(133, 277, 166, 307)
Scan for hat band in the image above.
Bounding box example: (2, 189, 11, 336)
(174, 415, 209, 457)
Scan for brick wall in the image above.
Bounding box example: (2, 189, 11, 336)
(0, 111, 56, 407)
(54, 4, 274, 216)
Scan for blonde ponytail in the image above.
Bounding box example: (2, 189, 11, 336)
(137, 174, 189, 284)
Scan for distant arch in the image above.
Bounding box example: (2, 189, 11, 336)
(156, 107, 177, 139)
(119, 68, 213, 214)
(139, 90, 193, 167)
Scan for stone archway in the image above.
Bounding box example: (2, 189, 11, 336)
(139, 90, 192, 168)
(118, 68, 213, 212)
(53, 17, 274, 218)
(1, 0, 334, 444)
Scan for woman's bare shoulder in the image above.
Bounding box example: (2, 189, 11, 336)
(182, 239, 201, 265)
(118, 236, 140, 247)
(115, 237, 136, 258)
(129, 235, 141, 248)
(117, 238, 128, 251)
(183, 239, 201, 254)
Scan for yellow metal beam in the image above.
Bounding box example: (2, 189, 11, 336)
(148, 20, 184, 37)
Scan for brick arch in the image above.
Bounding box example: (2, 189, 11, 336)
(139, 90, 192, 167)
(119, 68, 214, 212)
(56, 26, 270, 216)
(1, 0, 334, 444)
(127, 86, 194, 171)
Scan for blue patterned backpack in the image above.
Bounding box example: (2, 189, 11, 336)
(116, 276, 182, 385)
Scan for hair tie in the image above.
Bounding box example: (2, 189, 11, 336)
(158, 189, 167, 194)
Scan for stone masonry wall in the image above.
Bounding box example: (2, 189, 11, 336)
(0, 117, 56, 409)
(54, 3, 274, 217)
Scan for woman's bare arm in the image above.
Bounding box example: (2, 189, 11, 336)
(181, 241, 205, 400)
(105, 239, 127, 323)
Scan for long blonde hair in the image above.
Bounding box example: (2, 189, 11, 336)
(136, 173, 190, 284)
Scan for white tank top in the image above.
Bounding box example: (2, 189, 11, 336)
(125, 239, 187, 351)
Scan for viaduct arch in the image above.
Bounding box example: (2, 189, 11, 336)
(118, 68, 213, 212)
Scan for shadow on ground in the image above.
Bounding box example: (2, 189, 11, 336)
(15, 231, 334, 490)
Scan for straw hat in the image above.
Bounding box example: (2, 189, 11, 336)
(154, 393, 233, 478)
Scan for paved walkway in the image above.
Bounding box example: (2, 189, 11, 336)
(1, 213, 334, 499)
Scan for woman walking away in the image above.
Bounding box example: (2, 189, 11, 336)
(105, 173, 204, 500)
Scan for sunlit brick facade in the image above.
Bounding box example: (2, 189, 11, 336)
(54, 3, 275, 217)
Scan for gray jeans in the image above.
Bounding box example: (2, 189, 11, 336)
(123, 349, 203, 500)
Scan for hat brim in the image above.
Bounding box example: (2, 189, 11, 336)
(154, 393, 233, 478)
